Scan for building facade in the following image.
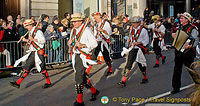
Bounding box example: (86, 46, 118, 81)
(0, 0, 199, 20)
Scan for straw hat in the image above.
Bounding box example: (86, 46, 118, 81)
(178, 12, 192, 22)
(23, 19, 34, 26)
(71, 13, 85, 22)
(152, 15, 161, 21)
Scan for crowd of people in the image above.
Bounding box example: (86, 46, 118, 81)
(0, 13, 72, 67)
(1, 10, 200, 67)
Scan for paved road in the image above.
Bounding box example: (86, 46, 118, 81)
(0, 49, 195, 106)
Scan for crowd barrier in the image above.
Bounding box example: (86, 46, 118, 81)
(110, 34, 126, 58)
(0, 38, 69, 70)
(0, 35, 129, 70)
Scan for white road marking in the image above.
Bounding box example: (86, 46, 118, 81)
(131, 83, 195, 105)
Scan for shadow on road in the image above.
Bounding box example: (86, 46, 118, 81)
(25, 67, 73, 88)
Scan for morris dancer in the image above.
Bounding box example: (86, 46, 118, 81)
(118, 17, 149, 87)
(143, 15, 166, 68)
(90, 12, 113, 76)
(9, 19, 51, 89)
(68, 13, 100, 106)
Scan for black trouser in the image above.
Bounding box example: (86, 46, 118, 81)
(91, 41, 111, 66)
(23, 52, 45, 71)
(172, 49, 196, 90)
(74, 54, 86, 85)
(153, 38, 162, 58)
(125, 48, 146, 72)
(74, 54, 94, 89)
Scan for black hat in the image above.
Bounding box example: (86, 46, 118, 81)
(64, 12, 69, 18)
(52, 16, 59, 22)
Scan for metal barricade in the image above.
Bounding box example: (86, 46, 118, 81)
(0, 35, 128, 69)
(44, 38, 69, 64)
(0, 41, 24, 69)
(110, 34, 126, 58)
(0, 38, 69, 70)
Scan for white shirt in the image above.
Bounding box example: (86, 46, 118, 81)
(191, 28, 199, 47)
(29, 26, 45, 51)
(130, 26, 149, 48)
(94, 20, 112, 41)
(70, 24, 98, 54)
(148, 22, 166, 38)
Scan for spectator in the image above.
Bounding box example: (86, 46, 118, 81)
(30, 16, 35, 21)
(41, 14, 49, 32)
(119, 12, 125, 21)
(62, 12, 71, 30)
(44, 25, 59, 40)
(122, 17, 131, 35)
(163, 17, 173, 46)
(16, 14, 21, 20)
(5, 21, 17, 41)
(19, 24, 28, 38)
(143, 8, 150, 22)
(111, 18, 124, 58)
(51, 16, 59, 31)
(1, 19, 7, 29)
(30, 16, 37, 25)
(16, 19, 22, 33)
(0, 19, 11, 67)
(61, 12, 71, 38)
(16, 14, 22, 23)
(44, 25, 61, 63)
(102, 12, 109, 20)
(7, 15, 13, 22)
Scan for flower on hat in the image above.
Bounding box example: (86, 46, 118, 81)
(23, 19, 34, 26)
(92, 12, 101, 17)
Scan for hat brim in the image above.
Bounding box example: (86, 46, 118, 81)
(130, 20, 141, 23)
(23, 23, 34, 26)
(71, 18, 84, 22)
(178, 14, 191, 22)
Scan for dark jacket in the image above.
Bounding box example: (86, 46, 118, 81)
(19, 26, 28, 38)
(42, 21, 49, 32)
(51, 22, 59, 31)
(4, 28, 18, 41)
(44, 30, 59, 40)
(0, 27, 5, 52)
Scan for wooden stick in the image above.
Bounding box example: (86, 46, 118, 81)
(17, 16, 42, 43)
(17, 31, 29, 43)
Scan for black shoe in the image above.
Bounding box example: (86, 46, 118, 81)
(171, 89, 180, 94)
(90, 90, 100, 101)
(117, 81, 126, 87)
(153, 64, 159, 68)
(42, 83, 52, 89)
(162, 56, 166, 64)
(74, 101, 85, 106)
(9, 81, 20, 88)
(140, 79, 149, 84)
(105, 71, 112, 76)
